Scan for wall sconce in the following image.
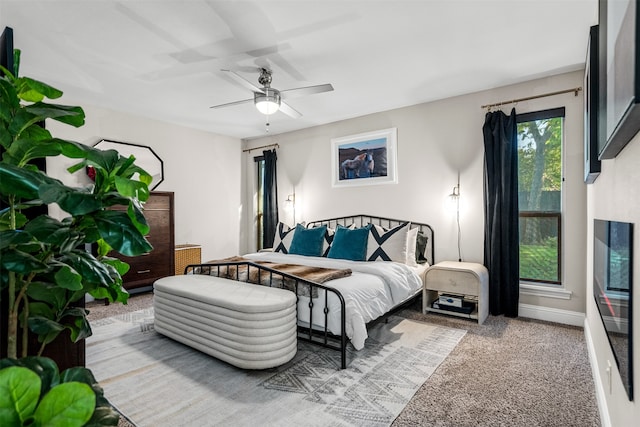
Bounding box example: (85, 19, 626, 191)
(285, 193, 296, 224)
(448, 184, 460, 213)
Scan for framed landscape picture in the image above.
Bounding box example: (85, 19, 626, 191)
(331, 128, 398, 187)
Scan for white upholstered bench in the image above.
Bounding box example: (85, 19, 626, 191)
(153, 274, 298, 369)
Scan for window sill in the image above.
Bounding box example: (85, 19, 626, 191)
(519, 282, 572, 300)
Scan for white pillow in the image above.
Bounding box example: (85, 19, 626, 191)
(273, 222, 295, 253)
(406, 226, 419, 267)
(321, 227, 335, 256)
(366, 222, 410, 263)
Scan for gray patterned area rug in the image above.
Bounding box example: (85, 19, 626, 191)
(86, 308, 465, 427)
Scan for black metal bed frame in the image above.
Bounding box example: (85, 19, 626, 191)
(186, 215, 434, 370)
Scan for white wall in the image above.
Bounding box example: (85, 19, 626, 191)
(45, 102, 242, 262)
(586, 132, 640, 426)
(242, 70, 587, 316)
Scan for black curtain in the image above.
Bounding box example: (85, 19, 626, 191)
(262, 149, 279, 248)
(483, 108, 519, 317)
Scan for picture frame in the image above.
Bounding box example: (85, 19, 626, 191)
(331, 127, 398, 187)
(93, 139, 164, 190)
(598, 0, 640, 159)
(585, 25, 601, 183)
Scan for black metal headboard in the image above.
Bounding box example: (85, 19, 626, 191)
(305, 214, 434, 266)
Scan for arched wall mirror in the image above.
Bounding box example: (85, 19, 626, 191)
(93, 139, 164, 190)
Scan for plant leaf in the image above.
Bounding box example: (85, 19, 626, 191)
(128, 202, 150, 236)
(39, 183, 102, 215)
(12, 356, 61, 394)
(0, 210, 27, 231)
(56, 139, 90, 159)
(85, 148, 119, 173)
(16, 77, 63, 102)
(19, 121, 52, 143)
(0, 366, 41, 425)
(0, 248, 48, 273)
(34, 382, 96, 427)
(95, 239, 112, 258)
(54, 265, 83, 291)
(88, 283, 129, 305)
(25, 103, 85, 127)
(28, 316, 65, 343)
(26, 282, 67, 312)
(13, 49, 21, 77)
(0, 230, 32, 249)
(0, 162, 53, 199)
(84, 406, 120, 427)
(27, 302, 56, 321)
(101, 256, 130, 276)
(7, 107, 40, 140)
(59, 367, 98, 387)
(23, 215, 69, 245)
(115, 176, 150, 203)
(94, 210, 152, 257)
(65, 311, 92, 342)
(0, 78, 19, 125)
(60, 367, 119, 427)
(7, 138, 63, 166)
(59, 250, 113, 287)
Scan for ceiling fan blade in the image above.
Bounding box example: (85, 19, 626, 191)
(221, 69, 264, 94)
(210, 98, 253, 109)
(280, 84, 334, 100)
(279, 101, 302, 119)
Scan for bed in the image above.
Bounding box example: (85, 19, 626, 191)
(185, 214, 434, 369)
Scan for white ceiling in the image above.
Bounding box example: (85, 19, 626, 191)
(1, 0, 598, 140)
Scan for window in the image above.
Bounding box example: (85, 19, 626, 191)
(516, 108, 564, 284)
(255, 156, 265, 250)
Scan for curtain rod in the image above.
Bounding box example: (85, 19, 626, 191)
(481, 87, 582, 110)
(242, 143, 280, 153)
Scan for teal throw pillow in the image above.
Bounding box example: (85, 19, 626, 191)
(289, 224, 327, 257)
(327, 224, 371, 261)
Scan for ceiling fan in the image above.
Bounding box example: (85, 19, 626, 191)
(210, 68, 334, 118)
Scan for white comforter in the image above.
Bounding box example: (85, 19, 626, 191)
(243, 252, 426, 350)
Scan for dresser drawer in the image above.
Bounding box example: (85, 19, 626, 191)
(143, 193, 171, 210)
(122, 265, 171, 284)
(119, 252, 171, 282)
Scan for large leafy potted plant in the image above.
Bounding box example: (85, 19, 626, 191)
(0, 47, 153, 426)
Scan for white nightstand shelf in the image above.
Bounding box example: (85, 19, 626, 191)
(422, 261, 489, 324)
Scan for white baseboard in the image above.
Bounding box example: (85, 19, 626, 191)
(518, 303, 584, 327)
(584, 319, 611, 427)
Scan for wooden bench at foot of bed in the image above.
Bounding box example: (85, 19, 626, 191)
(153, 275, 298, 370)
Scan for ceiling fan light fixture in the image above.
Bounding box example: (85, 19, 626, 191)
(255, 88, 281, 115)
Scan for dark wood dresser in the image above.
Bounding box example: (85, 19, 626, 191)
(115, 191, 175, 292)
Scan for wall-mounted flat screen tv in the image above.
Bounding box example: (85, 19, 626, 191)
(593, 219, 633, 400)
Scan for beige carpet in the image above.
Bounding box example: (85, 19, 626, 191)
(87, 294, 601, 426)
(86, 304, 464, 426)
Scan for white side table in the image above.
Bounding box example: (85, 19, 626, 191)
(422, 261, 489, 324)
